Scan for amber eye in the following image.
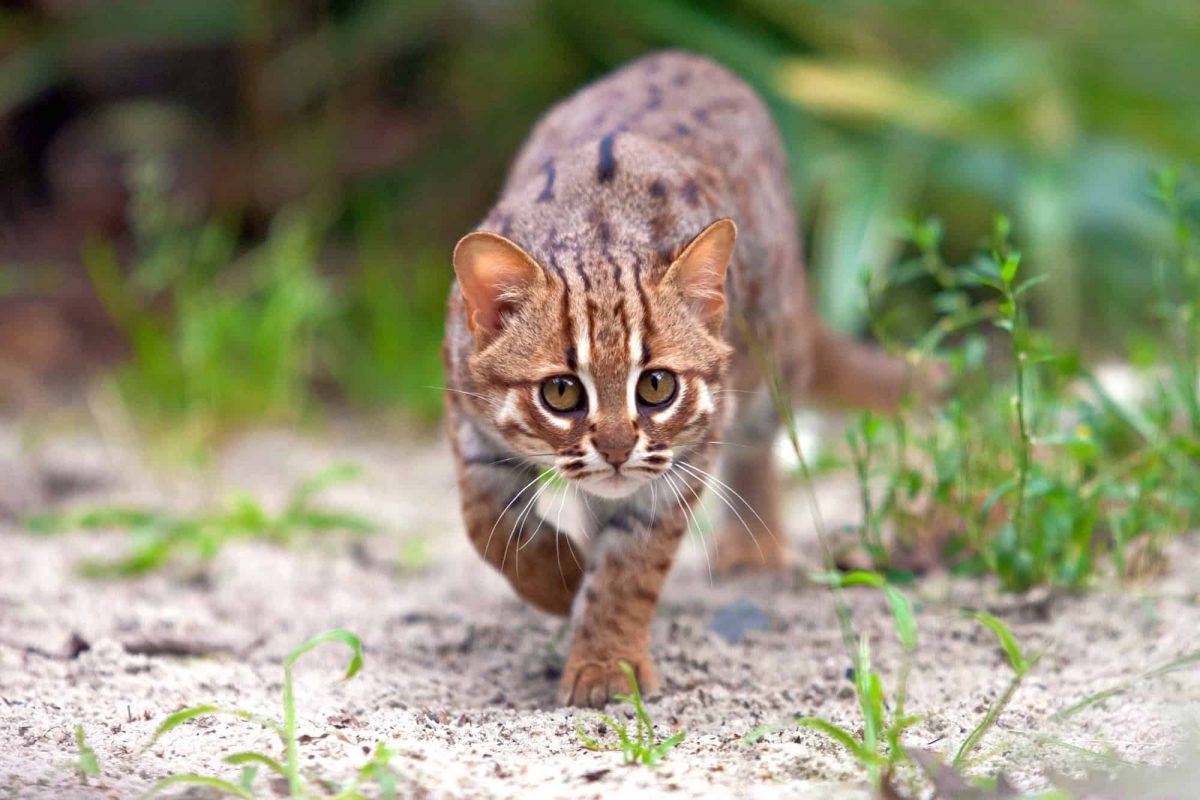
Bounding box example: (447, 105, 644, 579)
(636, 370, 678, 408)
(540, 375, 585, 413)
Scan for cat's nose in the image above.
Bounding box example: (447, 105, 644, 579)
(595, 441, 633, 468)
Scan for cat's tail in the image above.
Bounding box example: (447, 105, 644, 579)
(806, 325, 945, 412)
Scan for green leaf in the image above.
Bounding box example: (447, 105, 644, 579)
(1000, 254, 1021, 286)
(1013, 273, 1049, 297)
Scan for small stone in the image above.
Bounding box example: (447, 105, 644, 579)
(708, 597, 769, 644)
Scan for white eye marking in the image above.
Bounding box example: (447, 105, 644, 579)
(626, 326, 643, 417)
(497, 388, 519, 426)
(694, 380, 714, 417)
(625, 368, 641, 419)
(574, 316, 599, 421)
(650, 376, 686, 423)
(532, 386, 572, 430)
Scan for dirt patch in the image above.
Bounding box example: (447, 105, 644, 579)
(2, 418, 1199, 798)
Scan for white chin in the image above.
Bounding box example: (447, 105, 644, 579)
(580, 474, 643, 499)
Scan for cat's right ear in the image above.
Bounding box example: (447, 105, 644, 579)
(453, 232, 546, 339)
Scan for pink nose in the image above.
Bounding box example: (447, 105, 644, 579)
(596, 442, 633, 467)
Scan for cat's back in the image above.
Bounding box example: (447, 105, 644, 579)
(504, 51, 792, 210)
(482, 51, 810, 374)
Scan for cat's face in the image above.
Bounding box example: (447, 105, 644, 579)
(454, 220, 736, 499)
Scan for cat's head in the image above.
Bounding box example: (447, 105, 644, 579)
(453, 219, 736, 499)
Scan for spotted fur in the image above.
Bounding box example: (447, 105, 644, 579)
(444, 51, 916, 707)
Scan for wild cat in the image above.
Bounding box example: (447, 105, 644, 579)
(443, 51, 919, 707)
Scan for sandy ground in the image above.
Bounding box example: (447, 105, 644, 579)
(2, 415, 1199, 799)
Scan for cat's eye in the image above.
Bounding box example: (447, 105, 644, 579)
(636, 370, 678, 408)
(540, 375, 585, 413)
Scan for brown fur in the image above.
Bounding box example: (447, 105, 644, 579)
(443, 51, 915, 706)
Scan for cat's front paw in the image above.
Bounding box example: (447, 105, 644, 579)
(558, 654, 659, 708)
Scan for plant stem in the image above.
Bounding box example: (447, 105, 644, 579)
(284, 665, 302, 798)
(1011, 339, 1031, 576)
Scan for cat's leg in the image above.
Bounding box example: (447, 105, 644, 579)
(558, 494, 693, 707)
(713, 391, 788, 573)
(451, 418, 584, 616)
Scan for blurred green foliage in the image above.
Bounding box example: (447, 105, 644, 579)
(27, 464, 373, 576)
(841, 170, 1200, 590)
(2, 0, 1198, 429)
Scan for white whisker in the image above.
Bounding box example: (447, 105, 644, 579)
(511, 479, 552, 575)
(484, 470, 545, 563)
(663, 470, 712, 584)
(677, 461, 766, 564)
(435, 386, 496, 404)
(678, 460, 777, 545)
(552, 480, 571, 589)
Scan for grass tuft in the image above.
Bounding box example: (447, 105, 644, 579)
(74, 724, 101, 782)
(139, 629, 398, 800)
(953, 611, 1039, 768)
(839, 172, 1200, 590)
(575, 661, 686, 767)
(25, 464, 373, 576)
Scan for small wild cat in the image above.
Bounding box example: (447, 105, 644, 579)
(444, 51, 918, 707)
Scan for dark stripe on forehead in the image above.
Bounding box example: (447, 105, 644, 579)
(632, 257, 656, 341)
(615, 295, 629, 357)
(573, 260, 592, 292)
(547, 258, 576, 363)
(586, 298, 599, 355)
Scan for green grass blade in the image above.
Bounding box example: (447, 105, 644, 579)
(881, 586, 919, 653)
(284, 629, 365, 679)
(140, 774, 254, 799)
(576, 713, 629, 751)
(287, 510, 376, 535)
(282, 630, 365, 796)
(224, 751, 287, 776)
(651, 730, 686, 764)
(742, 722, 788, 745)
(1051, 649, 1200, 722)
(962, 610, 1028, 675)
(142, 705, 282, 752)
(795, 717, 877, 765)
(237, 766, 257, 792)
(75, 724, 101, 778)
(288, 464, 363, 510)
(813, 571, 918, 652)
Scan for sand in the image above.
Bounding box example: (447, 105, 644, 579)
(2, 417, 1199, 799)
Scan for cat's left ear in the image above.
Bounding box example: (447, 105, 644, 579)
(454, 232, 546, 339)
(663, 218, 737, 332)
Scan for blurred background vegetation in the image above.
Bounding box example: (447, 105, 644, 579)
(1, 0, 1198, 440)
